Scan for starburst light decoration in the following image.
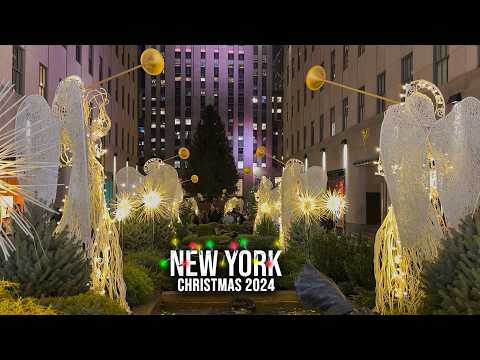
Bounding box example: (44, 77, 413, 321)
(113, 193, 134, 222)
(319, 188, 348, 222)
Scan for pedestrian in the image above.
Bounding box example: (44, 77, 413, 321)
(222, 212, 234, 225)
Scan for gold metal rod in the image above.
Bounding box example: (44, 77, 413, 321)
(323, 79, 400, 104)
(271, 156, 286, 167)
(163, 154, 179, 163)
(86, 64, 143, 90)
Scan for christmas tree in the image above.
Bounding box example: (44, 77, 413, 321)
(184, 105, 239, 200)
(0, 204, 91, 298)
(421, 215, 480, 314)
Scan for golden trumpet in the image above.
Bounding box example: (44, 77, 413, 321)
(305, 65, 400, 104)
(140, 48, 165, 76)
(87, 48, 164, 90)
(306, 65, 327, 91)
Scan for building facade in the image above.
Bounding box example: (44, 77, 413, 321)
(0, 45, 138, 204)
(271, 45, 284, 184)
(283, 45, 480, 233)
(138, 45, 279, 197)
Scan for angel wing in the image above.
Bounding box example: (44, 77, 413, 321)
(15, 95, 60, 206)
(380, 94, 444, 248)
(432, 97, 480, 232)
(300, 165, 327, 195)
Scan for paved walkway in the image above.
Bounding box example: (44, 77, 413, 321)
(147, 290, 315, 315)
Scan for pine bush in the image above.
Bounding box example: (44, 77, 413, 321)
(0, 205, 90, 298)
(123, 261, 155, 307)
(121, 217, 174, 253)
(254, 215, 279, 237)
(421, 215, 480, 314)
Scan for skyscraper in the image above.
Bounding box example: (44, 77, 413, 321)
(138, 45, 278, 197)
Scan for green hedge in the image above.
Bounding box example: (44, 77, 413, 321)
(123, 261, 155, 307)
(234, 234, 277, 250)
(120, 217, 174, 253)
(40, 291, 127, 315)
(281, 220, 375, 293)
(197, 224, 216, 236)
(124, 249, 176, 291)
(181, 234, 231, 248)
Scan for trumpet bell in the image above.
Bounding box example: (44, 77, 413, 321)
(256, 145, 266, 158)
(178, 147, 190, 160)
(306, 65, 326, 91)
(141, 48, 165, 76)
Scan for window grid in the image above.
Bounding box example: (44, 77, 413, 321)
(330, 50, 336, 80)
(330, 107, 335, 137)
(39, 63, 47, 100)
(433, 45, 448, 86)
(358, 87, 365, 123)
(12, 46, 25, 95)
(376, 72, 386, 114)
(343, 45, 349, 70)
(401, 52, 413, 84)
(342, 97, 348, 131)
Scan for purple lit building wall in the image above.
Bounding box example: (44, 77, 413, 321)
(139, 45, 280, 197)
